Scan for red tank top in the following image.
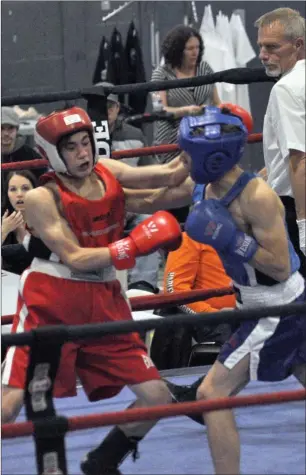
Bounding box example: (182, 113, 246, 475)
(40, 162, 125, 247)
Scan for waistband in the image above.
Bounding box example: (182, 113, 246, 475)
(233, 271, 305, 308)
(30, 258, 116, 282)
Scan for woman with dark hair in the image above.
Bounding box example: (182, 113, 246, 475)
(151, 25, 221, 223)
(1, 170, 45, 274)
(2, 170, 38, 243)
(151, 25, 221, 162)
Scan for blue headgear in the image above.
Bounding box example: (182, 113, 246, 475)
(178, 106, 248, 184)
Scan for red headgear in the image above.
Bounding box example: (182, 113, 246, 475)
(34, 107, 99, 173)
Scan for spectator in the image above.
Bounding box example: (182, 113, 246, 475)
(163, 232, 236, 344)
(1, 107, 47, 214)
(2, 171, 38, 274)
(151, 25, 221, 224)
(96, 82, 161, 292)
(151, 25, 221, 163)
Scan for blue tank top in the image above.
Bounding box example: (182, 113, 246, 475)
(192, 172, 300, 286)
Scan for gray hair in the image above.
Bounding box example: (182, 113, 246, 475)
(255, 8, 305, 41)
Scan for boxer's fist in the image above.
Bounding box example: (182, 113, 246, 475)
(220, 103, 253, 133)
(109, 211, 182, 270)
(185, 200, 258, 262)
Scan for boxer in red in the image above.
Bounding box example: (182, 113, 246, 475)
(1, 106, 186, 475)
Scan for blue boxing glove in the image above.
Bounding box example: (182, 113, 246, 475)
(185, 199, 259, 262)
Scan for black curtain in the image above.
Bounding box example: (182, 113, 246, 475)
(125, 21, 147, 114)
(92, 36, 110, 85)
(107, 28, 128, 104)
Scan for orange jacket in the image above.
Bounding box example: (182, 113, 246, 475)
(164, 232, 236, 313)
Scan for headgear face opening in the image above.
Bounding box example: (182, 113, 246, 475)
(34, 107, 99, 174)
(178, 106, 248, 184)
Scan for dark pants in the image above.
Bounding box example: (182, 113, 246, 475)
(281, 196, 306, 279)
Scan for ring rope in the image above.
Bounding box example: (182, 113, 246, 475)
(1, 287, 234, 326)
(2, 301, 306, 348)
(1, 315, 16, 325)
(1, 67, 275, 106)
(1, 134, 263, 172)
(2, 388, 305, 439)
(129, 286, 234, 310)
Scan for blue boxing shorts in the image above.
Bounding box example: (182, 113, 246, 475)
(218, 290, 306, 381)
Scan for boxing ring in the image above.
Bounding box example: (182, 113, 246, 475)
(2, 289, 306, 474)
(2, 371, 304, 474)
(2, 67, 306, 475)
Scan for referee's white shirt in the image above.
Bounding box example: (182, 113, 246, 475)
(263, 59, 305, 197)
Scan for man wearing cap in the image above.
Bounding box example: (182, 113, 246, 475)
(1, 107, 43, 163)
(1, 107, 46, 213)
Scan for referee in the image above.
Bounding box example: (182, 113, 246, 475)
(256, 8, 306, 276)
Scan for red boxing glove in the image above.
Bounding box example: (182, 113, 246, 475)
(219, 102, 254, 134)
(109, 211, 182, 270)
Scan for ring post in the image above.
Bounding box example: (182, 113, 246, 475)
(25, 326, 69, 475)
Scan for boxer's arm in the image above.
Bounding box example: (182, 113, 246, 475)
(24, 187, 113, 272)
(289, 150, 306, 255)
(100, 153, 190, 189)
(289, 150, 306, 219)
(124, 177, 194, 213)
(246, 188, 291, 281)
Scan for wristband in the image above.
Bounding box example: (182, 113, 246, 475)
(297, 219, 306, 256)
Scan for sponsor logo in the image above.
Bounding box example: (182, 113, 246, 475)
(63, 114, 82, 125)
(92, 208, 114, 222)
(42, 452, 63, 475)
(28, 363, 51, 412)
(166, 272, 175, 293)
(228, 334, 239, 349)
(142, 221, 159, 240)
(116, 240, 131, 261)
(142, 354, 155, 369)
(93, 214, 106, 222)
(204, 221, 223, 240)
(235, 235, 252, 257)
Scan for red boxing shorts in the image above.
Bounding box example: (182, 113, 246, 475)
(2, 269, 160, 401)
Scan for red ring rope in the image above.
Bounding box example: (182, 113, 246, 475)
(1, 134, 263, 171)
(1, 287, 233, 325)
(2, 388, 305, 439)
(131, 286, 233, 311)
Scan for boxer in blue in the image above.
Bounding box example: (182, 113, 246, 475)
(126, 104, 306, 474)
